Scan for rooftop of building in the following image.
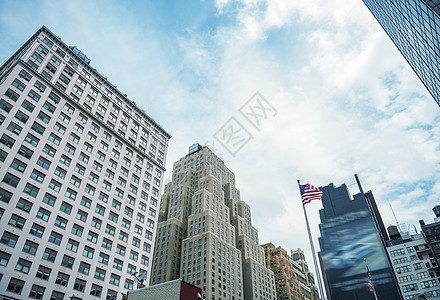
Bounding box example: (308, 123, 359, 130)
(0, 25, 171, 140)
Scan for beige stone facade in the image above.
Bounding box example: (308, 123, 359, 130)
(262, 244, 319, 300)
(150, 145, 276, 300)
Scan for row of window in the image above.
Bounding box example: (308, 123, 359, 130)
(6, 275, 118, 299)
(27, 45, 167, 162)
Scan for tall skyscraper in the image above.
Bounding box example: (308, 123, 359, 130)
(0, 26, 171, 300)
(318, 183, 401, 299)
(150, 144, 276, 300)
(362, 0, 440, 107)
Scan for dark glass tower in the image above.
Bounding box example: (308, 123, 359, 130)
(318, 183, 401, 299)
(363, 0, 440, 108)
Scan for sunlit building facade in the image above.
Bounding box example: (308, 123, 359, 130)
(290, 249, 320, 300)
(262, 243, 306, 300)
(150, 144, 276, 300)
(386, 225, 440, 299)
(363, 0, 440, 107)
(0, 26, 170, 300)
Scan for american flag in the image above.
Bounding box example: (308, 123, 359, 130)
(368, 271, 374, 292)
(366, 264, 374, 293)
(299, 183, 323, 205)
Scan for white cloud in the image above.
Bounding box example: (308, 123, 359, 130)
(1, 0, 439, 281)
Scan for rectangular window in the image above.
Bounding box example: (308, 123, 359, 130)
(76, 209, 88, 222)
(85, 184, 95, 195)
(73, 278, 86, 292)
(78, 262, 91, 275)
(31, 122, 45, 135)
(71, 224, 84, 237)
(43, 193, 57, 206)
(101, 238, 112, 250)
(3, 172, 20, 187)
(53, 125, 67, 138)
(54, 216, 68, 230)
(110, 273, 120, 286)
(105, 224, 116, 236)
(5, 88, 19, 101)
(61, 255, 75, 269)
(14, 110, 29, 123)
(22, 99, 35, 112)
(116, 244, 126, 256)
(29, 223, 45, 238)
(48, 179, 62, 192)
(94, 267, 106, 281)
(90, 284, 103, 297)
(36, 207, 51, 222)
(8, 213, 26, 229)
(7, 277, 25, 294)
(0, 188, 12, 207)
(130, 250, 139, 262)
(66, 239, 79, 253)
(83, 245, 95, 259)
(0, 98, 13, 112)
(44, 101, 56, 113)
(15, 258, 32, 274)
(7, 121, 23, 135)
(91, 217, 102, 229)
(1, 231, 19, 247)
(18, 145, 33, 159)
(79, 152, 90, 164)
(43, 144, 56, 157)
(113, 258, 123, 270)
(22, 240, 39, 255)
(28, 89, 41, 102)
(23, 183, 39, 197)
(108, 211, 119, 223)
(99, 192, 109, 203)
(36, 265, 51, 280)
(55, 272, 69, 287)
(119, 230, 128, 242)
(87, 231, 98, 244)
(0, 134, 16, 148)
(37, 156, 51, 169)
(132, 237, 141, 248)
(59, 154, 71, 166)
(64, 143, 75, 155)
(42, 247, 57, 262)
(30, 169, 45, 183)
(29, 284, 45, 299)
(48, 231, 63, 245)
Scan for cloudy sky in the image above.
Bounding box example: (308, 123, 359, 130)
(1, 0, 439, 279)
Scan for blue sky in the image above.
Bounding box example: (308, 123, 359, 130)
(1, 0, 439, 277)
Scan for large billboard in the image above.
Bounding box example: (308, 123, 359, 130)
(320, 209, 400, 299)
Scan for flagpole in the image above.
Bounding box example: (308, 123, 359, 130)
(297, 180, 326, 300)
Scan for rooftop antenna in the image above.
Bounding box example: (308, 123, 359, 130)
(388, 201, 401, 230)
(354, 174, 364, 194)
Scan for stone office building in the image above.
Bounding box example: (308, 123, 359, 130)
(0, 26, 170, 300)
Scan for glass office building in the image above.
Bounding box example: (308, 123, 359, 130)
(363, 0, 440, 108)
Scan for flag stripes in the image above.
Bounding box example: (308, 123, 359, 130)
(300, 183, 323, 205)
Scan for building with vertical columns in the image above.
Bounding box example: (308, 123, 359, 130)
(362, 0, 440, 107)
(150, 144, 276, 300)
(290, 249, 320, 300)
(262, 243, 304, 300)
(0, 26, 171, 300)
